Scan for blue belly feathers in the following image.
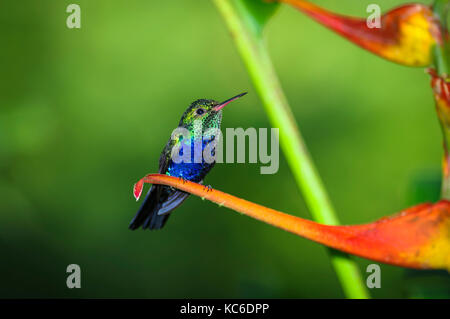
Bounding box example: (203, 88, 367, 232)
(167, 137, 215, 182)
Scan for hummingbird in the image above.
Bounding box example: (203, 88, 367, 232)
(129, 92, 247, 230)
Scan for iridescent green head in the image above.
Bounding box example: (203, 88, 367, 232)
(178, 92, 247, 132)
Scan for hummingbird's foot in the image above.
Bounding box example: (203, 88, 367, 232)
(203, 184, 213, 193)
(178, 177, 188, 184)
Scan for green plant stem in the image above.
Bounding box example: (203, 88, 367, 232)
(433, 0, 450, 199)
(214, 0, 369, 298)
(433, 0, 449, 76)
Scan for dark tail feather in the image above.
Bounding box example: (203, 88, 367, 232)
(129, 186, 169, 230)
(143, 210, 170, 230)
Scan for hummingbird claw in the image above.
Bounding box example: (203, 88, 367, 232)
(203, 184, 213, 193)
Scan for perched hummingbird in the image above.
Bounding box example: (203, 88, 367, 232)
(129, 92, 247, 230)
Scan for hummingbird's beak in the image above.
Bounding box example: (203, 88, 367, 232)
(214, 92, 247, 111)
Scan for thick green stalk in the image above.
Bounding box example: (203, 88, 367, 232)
(214, 0, 369, 298)
(433, 0, 449, 77)
(433, 0, 450, 199)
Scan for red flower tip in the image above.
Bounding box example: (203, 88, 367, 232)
(133, 179, 144, 201)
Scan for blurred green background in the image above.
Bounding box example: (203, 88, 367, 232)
(1, 0, 449, 298)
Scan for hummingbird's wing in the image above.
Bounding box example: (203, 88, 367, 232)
(157, 190, 189, 215)
(155, 137, 190, 216)
(158, 135, 177, 173)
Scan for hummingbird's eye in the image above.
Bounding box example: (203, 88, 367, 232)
(196, 108, 206, 115)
